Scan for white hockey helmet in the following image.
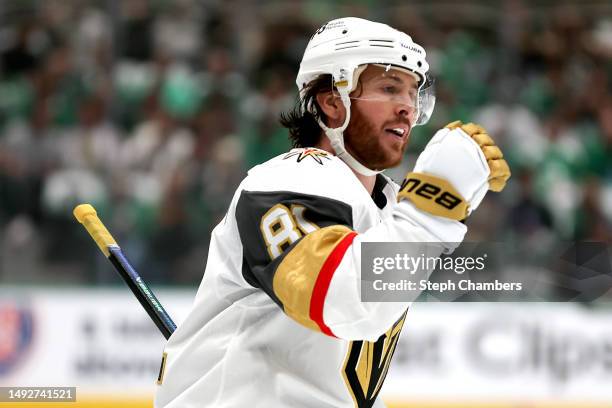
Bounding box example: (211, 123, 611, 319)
(296, 17, 434, 176)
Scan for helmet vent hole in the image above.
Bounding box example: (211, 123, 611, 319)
(342, 30, 347, 34)
(401, 55, 407, 61)
(417, 61, 422, 67)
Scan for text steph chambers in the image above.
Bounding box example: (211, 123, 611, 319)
(372, 279, 523, 292)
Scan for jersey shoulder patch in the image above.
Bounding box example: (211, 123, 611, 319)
(282, 148, 332, 165)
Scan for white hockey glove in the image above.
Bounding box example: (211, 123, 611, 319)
(398, 121, 510, 221)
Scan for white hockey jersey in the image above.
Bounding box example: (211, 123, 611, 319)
(155, 148, 467, 408)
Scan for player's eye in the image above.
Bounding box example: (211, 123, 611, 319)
(381, 85, 399, 94)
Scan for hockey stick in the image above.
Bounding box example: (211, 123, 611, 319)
(73, 204, 177, 339)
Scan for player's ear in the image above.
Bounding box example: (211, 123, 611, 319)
(316, 91, 346, 125)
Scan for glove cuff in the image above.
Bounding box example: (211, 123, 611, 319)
(398, 172, 469, 221)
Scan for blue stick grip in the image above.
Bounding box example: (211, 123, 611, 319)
(109, 246, 177, 339)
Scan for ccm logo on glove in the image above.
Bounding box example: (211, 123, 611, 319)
(398, 172, 469, 221)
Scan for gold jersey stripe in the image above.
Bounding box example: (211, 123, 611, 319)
(273, 225, 354, 333)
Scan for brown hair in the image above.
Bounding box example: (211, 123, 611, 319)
(279, 74, 333, 148)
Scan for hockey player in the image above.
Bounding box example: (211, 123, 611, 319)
(155, 17, 510, 408)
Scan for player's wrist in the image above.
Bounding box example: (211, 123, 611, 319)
(395, 199, 467, 252)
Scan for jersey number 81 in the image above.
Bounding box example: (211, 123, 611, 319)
(259, 204, 319, 260)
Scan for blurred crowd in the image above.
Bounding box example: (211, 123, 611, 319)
(0, 0, 611, 288)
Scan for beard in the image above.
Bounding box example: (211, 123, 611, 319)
(342, 104, 409, 171)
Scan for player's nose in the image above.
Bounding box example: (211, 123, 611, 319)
(394, 102, 416, 124)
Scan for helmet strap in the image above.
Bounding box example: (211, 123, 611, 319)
(315, 78, 382, 177)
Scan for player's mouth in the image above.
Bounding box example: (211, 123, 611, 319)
(384, 126, 409, 140)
